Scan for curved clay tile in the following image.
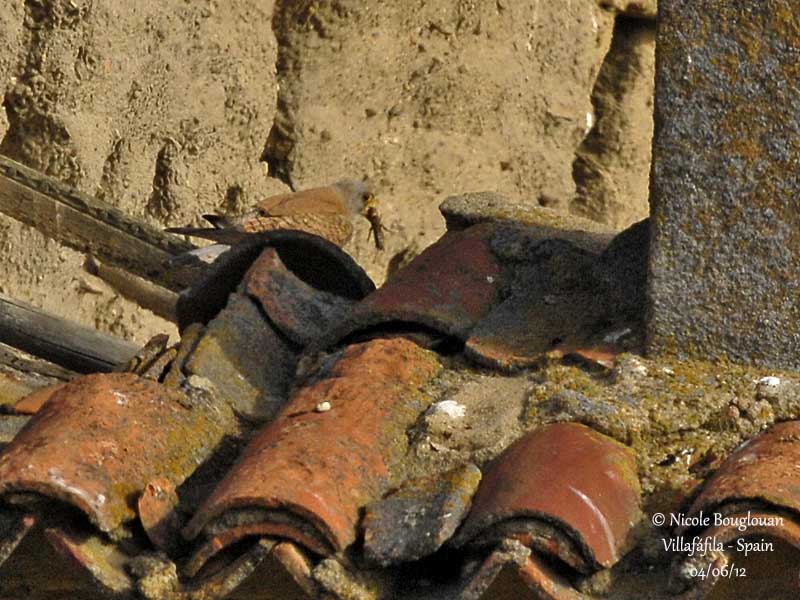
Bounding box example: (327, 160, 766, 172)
(684, 421, 800, 520)
(0, 373, 237, 538)
(241, 247, 359, 347)
(458, 538, 587, 600)
(308, 224, 506, 352)
(12, 382, 67, 415)
(44, 524, 135, 596)
(671, 420, 800, 597)
(176, 230, 375, 332)
(363, 463, 482, 566)
(439, 192, 615, 254)
(183, 338, 441, 574)
(464, 221, 648, 372)
(455, 422, 643, 575)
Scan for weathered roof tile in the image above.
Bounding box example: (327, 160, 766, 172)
(181, 292, 296, 421)
(242, 247, 359, 347)
(44, 524, 135, 596)
(12, 382, 66, 415)
(176, 231, 374, 333)
(137, 476, 184, 555)
(363, 463, 482, 567)
(464, 219, 647, 371)
(458, 538, 586, 600)
(0, 373, 236, 538)
(684, 420, 800, 520)
(670, 420, 800, 597)
(310, 224, 505, 351)
(455, 422, 643, 572)
(183, 338, 441, 571)
(439, 192, 615, 254)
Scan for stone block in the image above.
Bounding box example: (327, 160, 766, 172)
(648, 1, 800, 368)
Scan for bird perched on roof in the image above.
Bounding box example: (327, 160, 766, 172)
(166, 179, 385, 250)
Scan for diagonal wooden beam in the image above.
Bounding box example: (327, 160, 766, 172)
(0, 155, 200, 292)
(0, 293, 138, 373)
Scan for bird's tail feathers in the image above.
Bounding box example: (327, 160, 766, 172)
(202, 214, 233, 228)
(164, 226, 250, 245)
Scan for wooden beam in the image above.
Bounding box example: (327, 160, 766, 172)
(0, 155, 201, 292)
(0, 293, 138, 374)
(84, 257, 178, 322)
(0, 341, 76, 381)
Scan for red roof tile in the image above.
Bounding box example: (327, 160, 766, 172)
(459, 539, 585, 600)
(685, 420, 800, 522)
(137, 476, 184, 555)
(183, 338, 441, 569)
(176, 231, 374, 333)
(310, 224, 506, 351)
(0, 373, 236, 537)
(44, 524, 134, 596)
(455, 423, 642, 572)
(3, 207, 796, 599)
(12, 382, 66, 415)
(671, 420, 800, 597)
(242, 247, 359, 346)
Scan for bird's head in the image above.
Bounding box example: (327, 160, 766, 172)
(333, 179, 384, 250)
(334, 179, 378, 217)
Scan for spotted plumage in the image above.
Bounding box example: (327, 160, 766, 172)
(167, 180, 384, 249)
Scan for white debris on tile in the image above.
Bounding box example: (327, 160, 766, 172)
(427, 400, 466, 419)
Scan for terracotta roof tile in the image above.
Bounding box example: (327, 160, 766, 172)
(310, 224, 506, 351)
(439, 192, 616, 254)
(2, 204, 797, 599)
(670, 420, 800, 597)
(44, 523, 135, 596)
(455, 422, 643, 572)
(11, 381, 66, 415)
(685, 420, 800, 521)
(181, 292, 296, 421)
(269, 541, 318, 598)
(142, 539, 276, 599)
(171, 236, 378, 422)
(363, 463, 482, 566)
(183, 338, 440, 571)
(176, 231, 374, 333)
(458, 538, 585, 600)
(0, 373, 237, 538)
(242, 247, 360, 347)
(137, 476, 183, 555)
(464, 220, 647, 371)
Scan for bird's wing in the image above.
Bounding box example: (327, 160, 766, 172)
(257, 186, 348, 216)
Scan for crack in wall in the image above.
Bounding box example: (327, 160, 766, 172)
(259, 0, 317, 192)
(570, 14, 655, 229)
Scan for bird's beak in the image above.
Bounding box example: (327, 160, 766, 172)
(362, 194, 378, 216)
